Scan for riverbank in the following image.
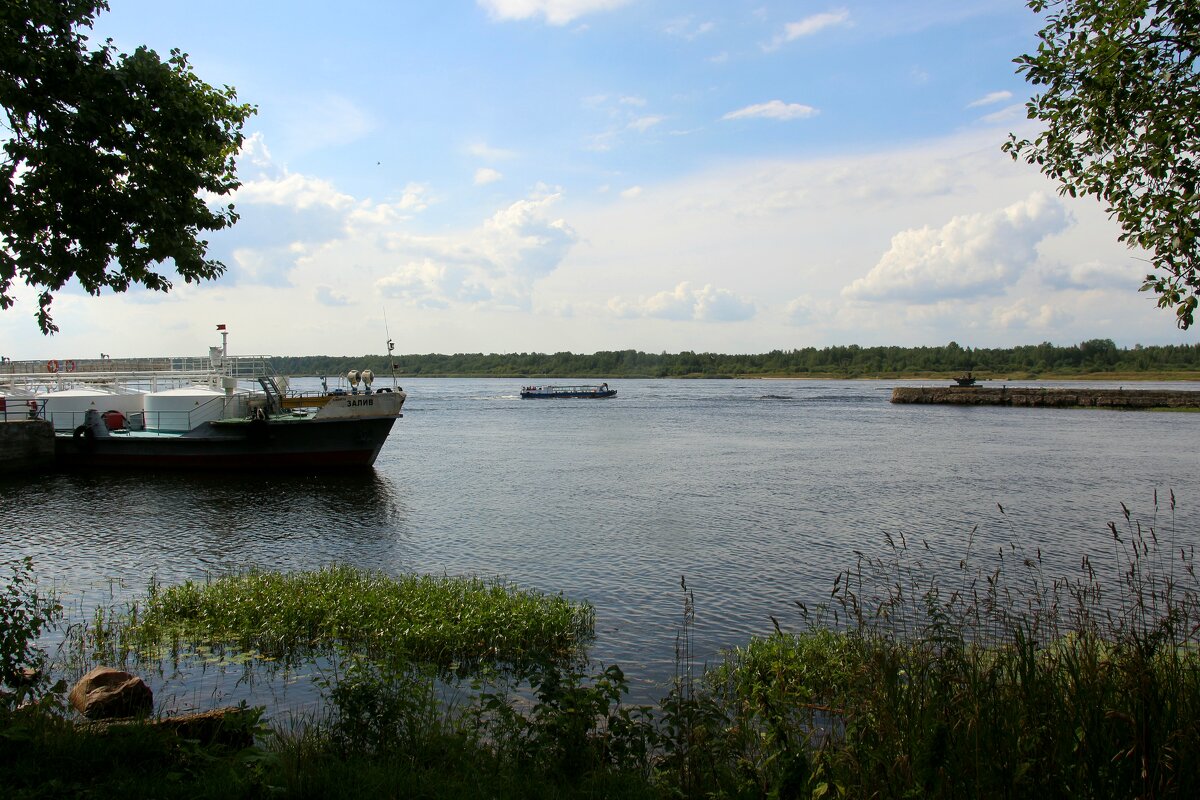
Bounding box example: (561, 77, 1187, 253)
(5, 528, 1199, 799)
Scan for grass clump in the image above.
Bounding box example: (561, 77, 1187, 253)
(134, 564, 594, 672)
(697, 496, 1200, 798)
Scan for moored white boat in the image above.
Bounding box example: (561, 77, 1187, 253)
(3, 333, 406, 470)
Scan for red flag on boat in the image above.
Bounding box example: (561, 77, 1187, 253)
(216, 323, 226, 330)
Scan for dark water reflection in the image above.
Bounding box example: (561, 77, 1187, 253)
(3, 377, 1199, 710)
(3, 470, 409, 604)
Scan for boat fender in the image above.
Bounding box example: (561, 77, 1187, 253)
(73, 425, 96, 452)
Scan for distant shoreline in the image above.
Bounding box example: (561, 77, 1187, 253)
(741, 371, 1200, 381)
(317, 371, 1200, 382)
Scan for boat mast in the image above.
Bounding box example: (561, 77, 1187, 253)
(383, 308, 398, 391)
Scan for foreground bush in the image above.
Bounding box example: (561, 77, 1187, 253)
(0, 557, 61, 696)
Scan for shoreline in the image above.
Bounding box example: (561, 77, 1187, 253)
(298, 372, 1200, 382)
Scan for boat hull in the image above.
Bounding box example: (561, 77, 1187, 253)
(54, 415, 399, 471)
(520, 389, 617, 399)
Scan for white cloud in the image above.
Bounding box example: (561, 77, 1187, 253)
(370, 193, 579, 311)
(221, 142, 577, 311)
(843, 192, 1071, 303)
(628, 115, 665, 132)
(695, 284, 757, 321)
(467, 141, 517, 160)
(238, 133, 276, 174)
(395, 183, 430, 212)
(620, 186, 643, 199)
(13, 125, 1183, 362)
(990, 299, 1063, 330)
(608, 281, 756, 322)
(475, 167, 504, 185)
(478, 0, 632, 26)
(376, 260, 457, 309)
(665, 16, 715, 40)
(582, 95, 669, 150)
(278, 94, 376, 154)
(765, 9, 851, 51)
(722, 101, 819, 121)
(979, 103, 1026, 124)
(786, 296, 815, 325)
(1040, 259, 1142, 292)
(216, 146, 438, 290)
(967, 90, 1013, 108)
(234, 172, 355, 211)
(314, 285, 351, 307)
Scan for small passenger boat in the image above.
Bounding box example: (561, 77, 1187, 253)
(520, 383, 616, 399)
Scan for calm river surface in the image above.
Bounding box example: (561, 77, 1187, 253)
(3, 377, 1199, 711)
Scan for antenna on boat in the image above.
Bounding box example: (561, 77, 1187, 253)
(383, 308, 398, 390)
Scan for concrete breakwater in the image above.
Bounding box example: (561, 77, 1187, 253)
(0, 420, 56, 474)
(891, 385, 1200, 410)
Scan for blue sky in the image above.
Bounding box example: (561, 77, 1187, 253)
(4, 0, 1196, 359)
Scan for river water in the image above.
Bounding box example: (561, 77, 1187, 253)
(2, 377, 1199, 712)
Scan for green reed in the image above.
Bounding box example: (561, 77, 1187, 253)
(127, 565, 595, 674)
(699, 493, 1200, 798)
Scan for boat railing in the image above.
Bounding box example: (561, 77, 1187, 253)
(221, 355, 276, 379)
(44, 394, 240, 435)
(279, 391, 334, 409)
(1, 353, 279, 392)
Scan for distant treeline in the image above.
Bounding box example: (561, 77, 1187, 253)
(270, 339, 1200, 378)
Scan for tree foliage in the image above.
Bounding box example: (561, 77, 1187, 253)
(0, 0, 254, 333)
(265, 340, 1200, 379)
(1005, 1, 1200, 328)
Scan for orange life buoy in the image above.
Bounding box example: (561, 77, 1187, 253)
(46, 359, 59, 373)
(65, 359, 77, 372)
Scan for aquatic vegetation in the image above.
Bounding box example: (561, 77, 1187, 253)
(131, 565, 595, 673)
(699, 495, 1200, 798)
(8, 497, 1200, 798)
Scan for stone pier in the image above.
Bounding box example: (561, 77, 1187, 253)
(0, 419, 56, 474)
(891, 386, 1200, 409)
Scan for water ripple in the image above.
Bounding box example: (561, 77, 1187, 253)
(3, 377, 1198, 707)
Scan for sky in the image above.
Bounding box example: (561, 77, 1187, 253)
(4, 0, 1197, 360)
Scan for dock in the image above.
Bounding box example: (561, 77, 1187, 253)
(891, 386, 1200, 410)
(0, 420, 56, 474)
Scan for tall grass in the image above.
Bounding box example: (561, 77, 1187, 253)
(703, 493, 1200, 798)
(77, 565, 594, 676)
